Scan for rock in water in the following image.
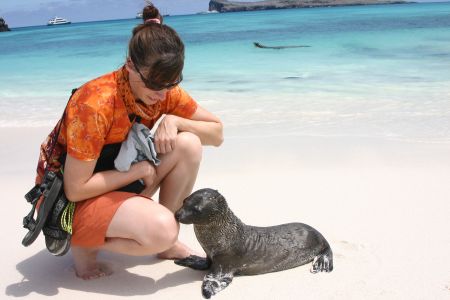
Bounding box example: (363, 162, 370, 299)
(209, 0, 409, 13)
(0, 18, 11, 32)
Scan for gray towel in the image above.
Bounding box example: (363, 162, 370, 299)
(114, 123, 161, 172)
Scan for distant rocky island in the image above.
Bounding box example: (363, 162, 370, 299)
(0, 18, 11, 32)
(209, 0, 408, 12)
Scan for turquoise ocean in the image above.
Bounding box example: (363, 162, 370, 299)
(1, 2, 449, 143)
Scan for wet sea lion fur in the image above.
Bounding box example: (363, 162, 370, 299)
(174, 188, 333, 298)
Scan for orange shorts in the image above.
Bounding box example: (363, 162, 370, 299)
(72, 191, 148, 248)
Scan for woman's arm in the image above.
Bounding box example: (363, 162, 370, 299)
(154, 105, 223, 153)
(63, 154, 156, 202)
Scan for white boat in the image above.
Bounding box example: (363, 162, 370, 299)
(47, 17, 71, 26)
(197, 10, 219, 15)
(136, 12, 169, 19)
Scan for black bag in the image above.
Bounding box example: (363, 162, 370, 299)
(22, 171, 73, 256)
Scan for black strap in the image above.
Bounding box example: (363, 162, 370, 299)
(44, 88, 78, 175)
(128, 114, 141, 123)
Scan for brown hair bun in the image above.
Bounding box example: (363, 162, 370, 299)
(142, 3, 163, 24)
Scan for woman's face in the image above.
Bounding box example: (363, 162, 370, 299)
(126, 61, 169, 105)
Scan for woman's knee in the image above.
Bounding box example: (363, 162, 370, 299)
(154, 211, 179, 245)
(175, 132, 202, 163)
(138, 208, 179, 248)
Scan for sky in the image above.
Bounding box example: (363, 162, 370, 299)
(0, 0, 210, 28)
(1, 0, 448, 28)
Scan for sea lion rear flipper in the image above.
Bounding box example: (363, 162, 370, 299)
(202, 270, 234, 299)
(310, 247, 333, 273)
(174, 255, 212, 270)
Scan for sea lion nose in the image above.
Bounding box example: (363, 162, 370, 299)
(174, 210, 182, 222)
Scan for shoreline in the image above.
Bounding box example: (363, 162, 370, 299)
(1, 125, 450, 177)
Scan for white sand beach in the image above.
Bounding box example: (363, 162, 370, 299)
(1, 126, 449, 299)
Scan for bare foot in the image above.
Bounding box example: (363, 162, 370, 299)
(157, 240, 204, 260)
(72, 246, 113, 280)
(75, 262, 113, 280)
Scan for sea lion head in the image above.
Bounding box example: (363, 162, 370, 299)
(175, 188, 227, 225)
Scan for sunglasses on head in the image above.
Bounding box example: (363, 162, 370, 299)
(133, 62, 182, 91)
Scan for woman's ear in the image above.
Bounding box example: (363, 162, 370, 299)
(125, 58, 134, 72)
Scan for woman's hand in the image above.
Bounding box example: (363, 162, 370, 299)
(130, 161, 157, 197)
(154, 105, 223, 155)
(154, 114, 179, 154)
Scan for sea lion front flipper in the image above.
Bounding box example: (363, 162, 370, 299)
(174, 255, 212, 271)
(201, 269, 234, 299)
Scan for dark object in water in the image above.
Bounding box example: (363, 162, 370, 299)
(254, 42, 310, 49)
(0, 18, 11, 32)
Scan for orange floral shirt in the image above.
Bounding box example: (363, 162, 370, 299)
(36, 66, 197, 184)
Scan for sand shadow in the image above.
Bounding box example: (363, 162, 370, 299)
(5, 250, 204, 297)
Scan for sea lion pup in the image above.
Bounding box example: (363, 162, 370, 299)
(174, 188, 333, 299)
